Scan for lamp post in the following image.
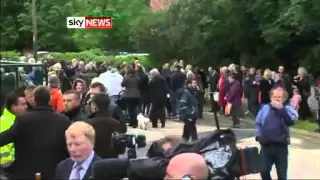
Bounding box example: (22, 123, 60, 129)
(32, 0, 38, 60)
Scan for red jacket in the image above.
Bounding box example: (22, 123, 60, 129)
(50, 88, 64, 112)
(218, 75, 227, 106)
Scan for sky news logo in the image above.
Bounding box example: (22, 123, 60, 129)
(67, 17, 112, 29)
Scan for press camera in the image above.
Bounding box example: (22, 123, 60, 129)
(93, 129, 260, 180)
(112, 132, 146, 159)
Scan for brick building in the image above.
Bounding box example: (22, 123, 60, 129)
(150, 0, 173, 10)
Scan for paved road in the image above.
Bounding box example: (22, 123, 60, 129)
(123, 114, 320, 179)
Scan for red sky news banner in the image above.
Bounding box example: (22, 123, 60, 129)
(67, 17, 112, 29)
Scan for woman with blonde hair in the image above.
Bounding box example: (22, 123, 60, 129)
(258, 69, 275, 106)
(186, 70, 196, 80)
(293, 66, 312, 120)
(185, 64, 193, 73)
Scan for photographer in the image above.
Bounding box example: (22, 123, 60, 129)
(87, 94, 126, 159)
(165, 153, 209, 179)
(93, 129, 240, 180)
(93, 136, 183, 180)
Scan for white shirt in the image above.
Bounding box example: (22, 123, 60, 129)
(99, 71, 123, 96)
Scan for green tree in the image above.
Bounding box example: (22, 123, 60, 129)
(131, 0, 320, 71)
(0, 0, 28, 50)
(1, 0, 319, 73)
(72, 0, 149, 51)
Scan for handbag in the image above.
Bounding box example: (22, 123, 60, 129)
(213, 92, 219, 102)
(225, 103, 232, 116)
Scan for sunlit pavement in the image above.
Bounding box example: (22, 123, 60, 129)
(125, 114, 320, 179)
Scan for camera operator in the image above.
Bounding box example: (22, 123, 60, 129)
(87, 82, 126, 131)
(92, 128, 243, 180)
(87, 94, 126, 158)
(92, 135, 210, 180)
(92, 137, 177, 180)
(147, 135, 184, 157)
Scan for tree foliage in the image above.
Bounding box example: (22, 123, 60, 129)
(1, 0, 319, 72)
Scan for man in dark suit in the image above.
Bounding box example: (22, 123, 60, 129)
(87, 82, 126, 130)
(55, 121, 101, 180)
(0, 86, 71, 179)
(208, 67, 220, 112)
(170, 65, 186, 117)
(87, 94, 126, 158)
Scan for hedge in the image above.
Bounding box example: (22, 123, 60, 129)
(0, 51, 21, 61)
(0, 50, 154, 68)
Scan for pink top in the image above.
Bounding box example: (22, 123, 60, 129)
(291, 94, 301, 109)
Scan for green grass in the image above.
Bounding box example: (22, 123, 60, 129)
(293, 120, 319, 132)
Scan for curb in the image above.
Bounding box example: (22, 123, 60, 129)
(290, 128, 320, 138)
(240, 118, 320, 139)
(171, 113, 320, 139)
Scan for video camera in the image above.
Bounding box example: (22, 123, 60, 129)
(93, 129, 260, 180)
(112, 132, 146, 159)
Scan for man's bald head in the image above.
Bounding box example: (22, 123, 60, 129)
(165, 153, 208, 179)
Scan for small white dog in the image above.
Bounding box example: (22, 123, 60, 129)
(137, 113, 150, 130)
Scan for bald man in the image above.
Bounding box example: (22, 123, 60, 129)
(165, 153, 209, 179)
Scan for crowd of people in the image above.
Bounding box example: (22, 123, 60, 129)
(0, 55, 319, 179)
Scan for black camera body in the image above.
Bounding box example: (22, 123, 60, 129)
(112, 132, 146, 159)
(93, 129, 260, 180)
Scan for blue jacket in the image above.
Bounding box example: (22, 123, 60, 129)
(179, 88, 198, 120)
(255, 104, 298, 145)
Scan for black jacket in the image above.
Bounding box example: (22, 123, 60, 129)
(57, 70, 72, 93)
(87, 111, 126, 158)
(83, 70, 98, 87)
(136, 70, 149, 96)
(109, 103, 127, 132)
(149, 76, 170, 105)
(171, 71, 186, 91)
(197, 71, 208, 89)
(121, 73, 141, 98)
(26, 103, 34, 111)
(179, 88, 198, 120)
(259, 78, 275, 104)
(244, 75, 259, 102)
(209, 71, 219, 92)
(0, 105, 71, 179)
(282, 73, 293, 98)
(62, 105, 87, 122)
